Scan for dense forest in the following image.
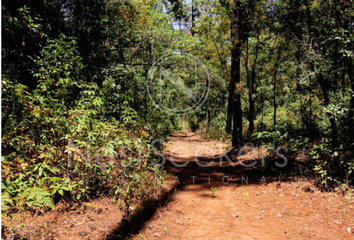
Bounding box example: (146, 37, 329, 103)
(1, 0, 354, 238)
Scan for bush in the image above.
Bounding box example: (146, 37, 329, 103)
(310, 142, 354, 190)
(1, 35, 165, 218)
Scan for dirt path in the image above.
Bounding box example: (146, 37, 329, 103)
(2, 134, 353, 240)
(129, 133, 354, 240)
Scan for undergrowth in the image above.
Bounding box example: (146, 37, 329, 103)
(1, 35, 166, 219)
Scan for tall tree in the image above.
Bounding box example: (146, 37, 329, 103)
(230, 0, 243, 148)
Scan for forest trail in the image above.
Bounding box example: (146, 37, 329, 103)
(127, 133, 353, 240)
(3, 133, 353, 240)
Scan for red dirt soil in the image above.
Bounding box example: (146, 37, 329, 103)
(2, 133, 354, 240)
(127, 133, 354, 240)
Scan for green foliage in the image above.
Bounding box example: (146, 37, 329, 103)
(2, 0, 354, 222)
(311, 143, 334, 188)
(200, 112, 228, 140)
(311, 142, 354, 189)
(251, 131, 288, 148)
(210, 187, 217, 198)
(1, 35, 165, 217)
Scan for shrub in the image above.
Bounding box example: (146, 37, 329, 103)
(1, 35, 165, 218)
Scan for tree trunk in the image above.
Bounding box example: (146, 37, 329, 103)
(348, 59, 354, 144)
(272, 49, 281, 130)
(226, 89, 233, 134)
(230, 0, 243, 148)
(249, 33, 260, 133)
(245, 38, 252, 133)
(273, 61, 279, 130)
(273, 68, 277, 130)
(191, 0, 195, 36)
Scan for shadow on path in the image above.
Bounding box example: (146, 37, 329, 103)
(106, 134, 298, 239)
